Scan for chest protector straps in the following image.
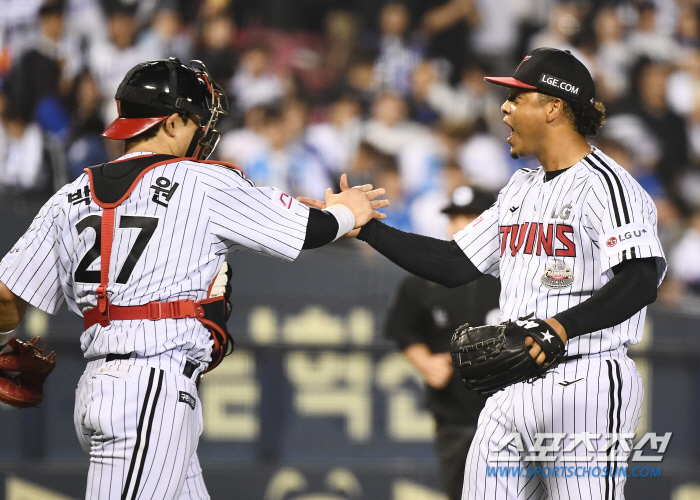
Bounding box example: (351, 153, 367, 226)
(81, 155, 235, 373)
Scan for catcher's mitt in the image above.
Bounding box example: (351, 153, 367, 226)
(450, 319, 565, 397)
(0, 337, 56, 408)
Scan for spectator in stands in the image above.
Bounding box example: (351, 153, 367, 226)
(230, 44, 285, 114)
(4, 0, 75, 140)
(630, 59, 689, 188)
(63, 0, 108, 49)
(319, 11, 360, 92)
(0, 0, 44, 55)
(627, 2, 678, 63)
(87, 2, 159, 132)
(396, 121, 467, 204)
(305, 94, 362, 181)
(458, 124, 511, 192)
(372, 2, 423, 95)
(469, 0, 523, 73)
(65, 71, 108, 180)
(364, 91, 428, 156)
(420, 0, 479, 83)
(668, 210, 700, 296)
(424, 61, 503, 131)
(654, 194, 686, 265)
(138, 4, 193, 63)
(340, 54, 378, 115)
(194, 15, 237, 95)
(591, 6, 632, 104)
(407, 60, 442, 125)
(409, 159, 469, 238)
(217, 104, 269, 167)
(676, 4, 700, 50)
(283, 98, 333, 197)
(528, 2, 582, 54)
(373, 151, 413, 233)
(242, 100, 330, 198)
(349, 140, 386, 187)
(289, 11, 361, 103)
(0, 100, 60, 197)
(233, 103, 286, 186)
(687, 80, 700, 165)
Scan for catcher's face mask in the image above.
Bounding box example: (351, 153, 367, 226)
(102, 58, 229, 161)
(185, 62, 228, 160)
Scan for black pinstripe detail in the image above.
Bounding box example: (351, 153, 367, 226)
(611, 360, 623, 499)
(605, 360, 616, 500)
(592, 153, 630, 224)
(583, 157, 629, 260)
(121, 368, 161, 500)
(591, 153, 637, 259)
(584, 158, 621, 227)
(130, 369, 164, 499)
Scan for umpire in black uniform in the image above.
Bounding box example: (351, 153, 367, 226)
(384, 186, 500, 500)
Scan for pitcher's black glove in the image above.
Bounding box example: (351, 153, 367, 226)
(450, 319, 566, 397)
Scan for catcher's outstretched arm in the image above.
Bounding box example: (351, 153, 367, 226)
(302, 208, 341, 249)
(0, 281, 27, 336)
(357, 219, 482, 288)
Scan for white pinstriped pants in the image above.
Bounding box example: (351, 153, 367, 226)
(74, 358, 210, 500)
(462, 351, 643, 500)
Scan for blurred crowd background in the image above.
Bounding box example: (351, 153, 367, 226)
(1, 0, 700, 308)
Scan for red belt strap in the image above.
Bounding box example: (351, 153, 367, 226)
(84, 300, 205, 330)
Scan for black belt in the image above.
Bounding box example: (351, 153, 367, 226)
(105, 352, 201, 386)
(562, 354, 584, 362)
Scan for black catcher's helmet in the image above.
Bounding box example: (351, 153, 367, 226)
(102, 58, 228, 160)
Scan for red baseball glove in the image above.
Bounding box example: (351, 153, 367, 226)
(0, 337, 56, 408)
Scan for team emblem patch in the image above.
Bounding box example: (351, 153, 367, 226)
(541, 260, 574, 289)
(179, 391, 196, 410)
(516, 55, 531, 71)
(606, 236, 617, 247)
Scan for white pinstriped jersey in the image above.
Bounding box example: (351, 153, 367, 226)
(454, 148, 667, 356)
(0, 152, 310, 365)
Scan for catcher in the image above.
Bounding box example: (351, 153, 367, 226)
(0, 58, 387, 500)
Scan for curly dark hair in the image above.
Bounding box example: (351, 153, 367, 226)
(539, 94, 606, 137)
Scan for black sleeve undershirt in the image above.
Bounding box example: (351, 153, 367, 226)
(553, 257, 658, 339)
(302, 208, 339, 249)
(358, 220, 657, 338)
(357, 221, 659, 339)
(356, 219, 483, 287)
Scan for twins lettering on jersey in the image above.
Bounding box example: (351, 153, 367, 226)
(499, 223, 576, 257)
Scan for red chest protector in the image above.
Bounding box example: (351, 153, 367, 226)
(81, 154, 239, 373)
